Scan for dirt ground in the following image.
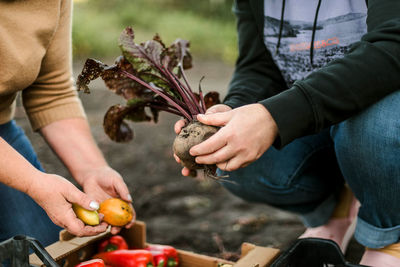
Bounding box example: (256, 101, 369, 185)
(16, 59, 364, 264)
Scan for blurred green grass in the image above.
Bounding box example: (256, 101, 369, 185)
(72, 0, 237, 64)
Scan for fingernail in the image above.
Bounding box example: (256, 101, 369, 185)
(89, 201, 99, 210)
(127, 194, 132, 201)
(197, 114, 205, 118)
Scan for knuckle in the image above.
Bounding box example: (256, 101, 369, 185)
(226, 132, 235, 142)
(236, 146, 246, 154)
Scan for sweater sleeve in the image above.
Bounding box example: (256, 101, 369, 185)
(261, 0, 400, 148)
(22, 0, 85, 131)
(223, 0, 287, 109)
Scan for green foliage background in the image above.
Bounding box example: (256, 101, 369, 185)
(72, 0, 237, 64)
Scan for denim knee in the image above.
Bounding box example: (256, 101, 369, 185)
(331, 93, 400, 220)
(331, 101, 399, 165)
(331, 91, 400, 247)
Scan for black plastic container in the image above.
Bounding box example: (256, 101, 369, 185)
(271, 238, 367, 267)
(0, 235, 59, 267)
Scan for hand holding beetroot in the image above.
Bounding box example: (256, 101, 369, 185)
(174, 104, 232, 176)
(190, 104, 278, 172)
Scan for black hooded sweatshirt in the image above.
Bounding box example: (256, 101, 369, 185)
(224, 0, 400, 148)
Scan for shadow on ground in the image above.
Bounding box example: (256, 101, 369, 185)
(16, 59, 364, 264)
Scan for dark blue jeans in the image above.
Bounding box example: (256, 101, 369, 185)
(0, 120, 61, 247)
(219, 90, 400, 249)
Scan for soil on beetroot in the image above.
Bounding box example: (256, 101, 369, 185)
(173, 120, 219, 172)
(15, 60, 364, 264)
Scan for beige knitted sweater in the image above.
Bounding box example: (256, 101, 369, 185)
(0, 0, 85, 130)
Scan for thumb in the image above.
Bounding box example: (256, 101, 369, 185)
(197, 111, 232, 127)
(66, 187, 99, 211)
(205, 104, 232, 115)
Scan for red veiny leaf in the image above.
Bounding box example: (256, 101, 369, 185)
(103, 105, 134, 143)
(204, 92, 221, 109)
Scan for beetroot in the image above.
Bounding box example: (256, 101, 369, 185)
(173, 121, 218, 170)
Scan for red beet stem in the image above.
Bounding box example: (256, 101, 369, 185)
(121, 70, 192, 121)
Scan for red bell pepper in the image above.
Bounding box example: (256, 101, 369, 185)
(151, 251, 169, 267)
(74, 259, 105, 267)
(93, 249, 155, 267)
(98, 235, 129, 252)
(145, 244, 179, 267)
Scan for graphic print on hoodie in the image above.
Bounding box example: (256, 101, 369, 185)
(264, 0, 367, 87)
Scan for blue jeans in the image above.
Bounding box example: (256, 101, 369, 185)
(219, 90, 400, 249)
(0, 121, 61, 247)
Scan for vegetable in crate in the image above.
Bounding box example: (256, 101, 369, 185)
(98, 235, 129, 252)
(74, 259, 105, 267)
(93, 249, 155, 267)
(76, 27, 221, 176)
(145, 244, 179, 267)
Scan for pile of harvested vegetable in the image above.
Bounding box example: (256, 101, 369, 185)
(75, 235, 179, 267)
(77, 27, 221, 176)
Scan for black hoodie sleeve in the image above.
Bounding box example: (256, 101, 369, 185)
(260, 0, 400, 148)
(223, 0, 287, 109)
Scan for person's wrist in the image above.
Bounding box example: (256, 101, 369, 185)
(25, 171, 53, 203)
(255, 103, 279, 139)
(72, 164, 111, 186)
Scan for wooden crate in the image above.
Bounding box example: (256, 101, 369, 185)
(30, 221, 280, 267)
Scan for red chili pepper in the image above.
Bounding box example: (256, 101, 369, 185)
(145, 244, 179, 267)
(93, 249, 155, 267)
(74, 259, 105, 267)
(98, 235, 129, 252)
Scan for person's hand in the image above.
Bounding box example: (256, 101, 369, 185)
(27, 173, 108, 237)
(173, 104, 232, 176)
(190, 103, 278, 171)
(76, 166, 135, 235)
